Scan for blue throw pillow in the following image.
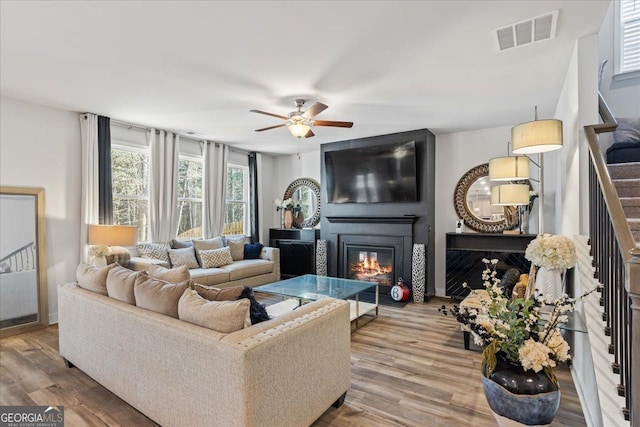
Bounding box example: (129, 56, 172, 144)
(243, 243, 263, 259)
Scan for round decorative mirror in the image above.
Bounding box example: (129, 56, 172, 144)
(283, 177, 321, 228)
(454, 164, 510, 233)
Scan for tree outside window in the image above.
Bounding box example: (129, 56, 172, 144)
(112, 147, 149, 242)
(177, 158, 203, 239)
(224, 165, 248, 236)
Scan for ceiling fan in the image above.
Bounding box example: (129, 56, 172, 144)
(250, 99, 353, 138)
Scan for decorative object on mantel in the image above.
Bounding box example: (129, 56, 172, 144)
(411, 243, 426, 303)
(524, 234, 577, 302)
(441, 258, 595, 426)
(281, 177, 321, 228)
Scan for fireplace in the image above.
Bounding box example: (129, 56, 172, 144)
(346, 245, 394, 286)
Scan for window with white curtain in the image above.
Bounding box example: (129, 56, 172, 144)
(224, 164, 249, 236)
(615, 0, 640, 77)
(177, 156, 203, 239)
(111, 144, 150, 242)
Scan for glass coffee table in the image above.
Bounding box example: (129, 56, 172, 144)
(254, 274, 379, 329)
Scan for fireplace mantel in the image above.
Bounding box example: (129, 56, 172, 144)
(326, 215, 417, 225)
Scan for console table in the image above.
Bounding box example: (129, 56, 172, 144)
(446, 232, 536, 299)
(269, 228, 320, 279)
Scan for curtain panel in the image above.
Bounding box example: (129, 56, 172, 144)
(248, 152, 260, 243)
(79, 113, 100, 262)
(202, 142, 228, 238)
(97, 115, 113, 225)
(149, 130, 180, 242)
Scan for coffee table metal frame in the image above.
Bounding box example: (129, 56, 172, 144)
(255, 274, 379, 329)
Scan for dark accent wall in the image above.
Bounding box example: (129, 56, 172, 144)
(320, 128, 436, 296)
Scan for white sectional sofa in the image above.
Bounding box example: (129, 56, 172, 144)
(58, 282, 351, 427)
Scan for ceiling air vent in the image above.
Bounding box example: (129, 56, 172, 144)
(494, 10, 558, 52)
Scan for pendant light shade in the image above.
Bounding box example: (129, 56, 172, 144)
(512, 119, 563, 154)
(490, 184, 529, 206)
(489, 156, 530, 181)
(288, 123, 311, 138)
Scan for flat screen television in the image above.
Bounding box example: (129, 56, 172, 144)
(324, 140, 417, 203)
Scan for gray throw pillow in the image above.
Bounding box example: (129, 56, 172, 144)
(226, 236, 246, 261)
(613, 117, 640, 143)
(168, 247, 199, 269)
(137, 243, 170, 263)
(198, 247, 233, 268)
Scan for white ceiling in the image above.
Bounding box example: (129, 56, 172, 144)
(0, 1, 609, 155)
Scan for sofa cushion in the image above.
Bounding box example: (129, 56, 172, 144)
(168, 247, 199, 269)
(76, 262, 118, 295)
(171, 239, 194, 249)
(134, 275, 191, 318)
(178, 289, 250, 333)
(613, 117, 640, 143)
(244, 243, 264, 260)
(220, 259, 273, 281)
(199, 247, 233, 268)
(226, 236, 246, 261)
(193, 283, 244, 301)
(148, 264, 191, 282)
(188, 268, 230, 286)
(106, 264, 139, 304)
(193, 237, 225, 265)
(137, 243, 170, 263)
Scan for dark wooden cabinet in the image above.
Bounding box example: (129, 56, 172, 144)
(445, 232, 536, 299)
(269, 228, 321, 279)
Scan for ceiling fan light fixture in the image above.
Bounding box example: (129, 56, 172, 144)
(288, 123, 311, 138)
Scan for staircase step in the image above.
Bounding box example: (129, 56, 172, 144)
(629, 219, 640, 243)
(608, 162, 640, 180)
(613, 179, 640, 198)
(621, 197, 640, 217)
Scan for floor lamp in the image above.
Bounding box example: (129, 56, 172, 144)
(511, 107, 563, 234)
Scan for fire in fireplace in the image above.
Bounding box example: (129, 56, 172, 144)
(347, 247, 394, 286)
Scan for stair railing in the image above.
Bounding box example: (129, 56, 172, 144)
(0, 242, 37, 273)
(585, 92, 639, 425)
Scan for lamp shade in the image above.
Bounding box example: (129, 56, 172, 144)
(88, 224, 138, 246)
(490, 184, 530, 206)
(288, 123, 311, 138)
(511, 119, 562, 154)
(489, 156, 530, 181)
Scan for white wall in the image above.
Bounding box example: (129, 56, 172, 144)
(0, 96, 82, 324)
(434, 126, 512, 297)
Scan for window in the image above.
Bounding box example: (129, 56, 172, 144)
(112, 146, 150, 242)
(177, 157, 203, 239)
(223, 164, 249, 236)
(615, 0, 640, 77)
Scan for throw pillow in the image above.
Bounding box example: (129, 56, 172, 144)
(198, 247, 233, 268)
(168, 247, 199, 269)
(171, 239, 194, 249)
(193, 283, 244, 301)
(243, 243, 264, 260)
(148, 264, 191, 282)
(137, 243, 170, 263)
(193, 237, 225, 265)
(76, 262, 118, 295)
(613, 117, 640, 143)
(239, 286, 271, 325)
(106, 264, 139, 304)
(226, 236, 246, 261)
(178, 289, 250, 333)
(133, 275, 191, 318)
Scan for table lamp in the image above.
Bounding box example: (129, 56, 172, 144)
(88, 224, 138, 267)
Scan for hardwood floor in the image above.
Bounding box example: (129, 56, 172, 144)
(0, 298, 586, 426)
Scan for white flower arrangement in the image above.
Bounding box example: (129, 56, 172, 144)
(274, 198, 301, 212)
(89, 245, 111, 257)
(525, 234, 576, 270)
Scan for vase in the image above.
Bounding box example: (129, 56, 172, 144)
(411, 243, 425, 303)
(482, 355, 560, 426)
(535, 267, 564, 301)
(520, 206, 530, 234)
(284, 210, 293, 229)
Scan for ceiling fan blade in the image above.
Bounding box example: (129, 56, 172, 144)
(249, 109, 288, 120)
(305, 129, 315, 138)
(255, 123, 287, 132)
(313, 120, 354, 128)
(302, 102, 328, 119)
